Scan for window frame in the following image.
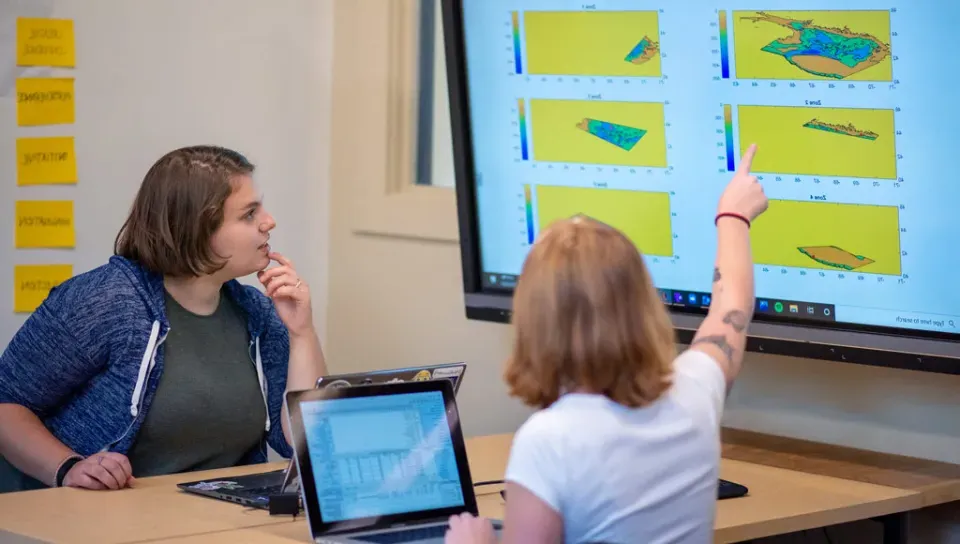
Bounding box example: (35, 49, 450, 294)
(331, 0, 458, 242)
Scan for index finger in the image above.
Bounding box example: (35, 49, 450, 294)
(737, 143, 758, 174)
(268, 252, 293, 268)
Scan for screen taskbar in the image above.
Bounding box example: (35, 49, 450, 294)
(482, 271, 836, 324)
(658, 288, 837, 324)
(481, 271, 959, 335)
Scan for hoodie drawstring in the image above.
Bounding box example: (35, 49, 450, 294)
(130, 320, 162, 417)
(253, 337, 270, 432)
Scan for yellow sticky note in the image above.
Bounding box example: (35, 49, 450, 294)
(13, 265, 73, 313)
(16, 18, 75, 68)
(15, 201, 75, 249)
(16, 137, 77, 185)
(16, 78, 75, 126)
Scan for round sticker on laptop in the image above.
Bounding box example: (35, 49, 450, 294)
(325, 379, 352, 389)
(413, 370, 432, 381)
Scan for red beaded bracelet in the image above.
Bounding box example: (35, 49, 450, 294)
(715, 212, 750, 228)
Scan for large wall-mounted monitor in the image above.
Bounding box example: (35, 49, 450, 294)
(440, 0, 960, 373)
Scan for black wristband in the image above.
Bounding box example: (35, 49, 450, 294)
(715, 212, 751, 228)
(55, 455, 83, 487)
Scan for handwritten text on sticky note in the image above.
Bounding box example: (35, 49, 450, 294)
(16, 78, 75, 126)
(16, 137, 77, 185)
(13, 265, 73, 313)
(15, 201, 75, 248)
(17, 18, 75, 68)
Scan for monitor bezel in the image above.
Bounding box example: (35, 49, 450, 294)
(439, 0, 960, 375)
(287, 380, 478, 537)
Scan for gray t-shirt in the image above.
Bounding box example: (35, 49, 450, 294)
(126, 289, 267, 478)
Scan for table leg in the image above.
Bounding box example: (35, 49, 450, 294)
(874, 512, 908, 544)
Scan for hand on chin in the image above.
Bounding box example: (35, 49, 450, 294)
(257, 252, 314, 336)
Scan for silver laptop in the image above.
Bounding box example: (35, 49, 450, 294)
(285, 379, 502, 543)
(177, 362, 467, 510)
(316, 362, 467, 393)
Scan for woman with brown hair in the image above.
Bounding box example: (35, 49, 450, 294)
(446, 145, 767, 543)
(0, 145, 327, 492)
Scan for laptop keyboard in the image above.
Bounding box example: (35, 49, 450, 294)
(232, 485, 282, 497)
(353, 525, 448, 543)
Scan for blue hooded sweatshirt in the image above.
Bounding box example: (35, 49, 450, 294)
(0, 255, 293, 484)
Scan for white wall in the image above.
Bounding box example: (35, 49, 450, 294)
(0, 0, 333, 347)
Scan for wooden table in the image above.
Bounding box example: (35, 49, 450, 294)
(0, 430, 959, 543)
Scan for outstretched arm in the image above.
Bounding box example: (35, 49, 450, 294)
(690, 218, 754, 388)
(689, 144, 767, 389)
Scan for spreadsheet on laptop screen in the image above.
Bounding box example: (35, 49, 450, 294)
(300, 391, 466, 522)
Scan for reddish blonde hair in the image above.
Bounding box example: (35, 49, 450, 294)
(504, 215, 677, 409)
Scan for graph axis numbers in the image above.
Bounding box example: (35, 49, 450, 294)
(508, 8, 669, 85)
(751, 199, 906, 281)
(712, 8, 900, 89)
(720, 103, 903, 186)
(520, 183, 680, 262)
(515, 97, 674, 176)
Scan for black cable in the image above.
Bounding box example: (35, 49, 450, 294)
(822, 527, 834, 544)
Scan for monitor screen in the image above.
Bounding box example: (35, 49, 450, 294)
(442, 0, 960, 370)
(300, 391, 466, 522)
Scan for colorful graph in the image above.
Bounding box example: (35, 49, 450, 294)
(512, 11, 523, 74)
(524, 185, 535, 244)
(733, 10, 893, 81)
(524, 11, 661, 77)
(737, 105, 896, 179)
(530, 99, 667, 167)
(535, 185, 673, 257)
(751, 199, 901, 275)
(517, 99, 529, 160)
(723, 104, 736, 171)
(576, 118, 647, 151)
(718, 11, 731, 78)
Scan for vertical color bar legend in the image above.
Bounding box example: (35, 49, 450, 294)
(524, 185, 535, 244)
(518, 98, 529, 160)
(512, 11, 523, 74)
(723, 104, 736, 171)
(718, 11, 731, 79)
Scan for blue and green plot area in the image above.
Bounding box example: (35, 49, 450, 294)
(576, 118, 647, 151)
(624, 36, 659, 65)
(735, 11, 893, 80)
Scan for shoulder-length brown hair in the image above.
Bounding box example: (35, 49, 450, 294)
(504, 215, 677, 409)
(114, 145, 254, 277)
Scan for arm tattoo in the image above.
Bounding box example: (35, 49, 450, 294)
(713, 267, 721, 283)
(722, 309, 749, 332)
(691, 335, 735, 363)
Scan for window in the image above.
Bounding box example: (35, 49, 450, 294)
(331, 0, 457, 242)
(415, 0, 455, 188)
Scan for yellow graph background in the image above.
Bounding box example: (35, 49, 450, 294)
(524, 11, 661, 77)
(733, 10, 893, 81)
(738, 105, 897, 179)
(535, 185, 673, 257)
(530, 99, 667, 168)
(751, 199, 901, 275)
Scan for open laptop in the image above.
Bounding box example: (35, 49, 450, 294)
(286, 379, 502, 543)
(177, 362, 468, 509)
(315, 362, 467, 392)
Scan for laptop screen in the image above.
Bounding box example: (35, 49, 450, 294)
(300, 390, 467, 522)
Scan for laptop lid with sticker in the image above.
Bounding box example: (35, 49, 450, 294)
(286, 380, 478, 537)
(314, 362, 467, 395)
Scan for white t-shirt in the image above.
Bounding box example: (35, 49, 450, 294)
(504, 349, 727, 544)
